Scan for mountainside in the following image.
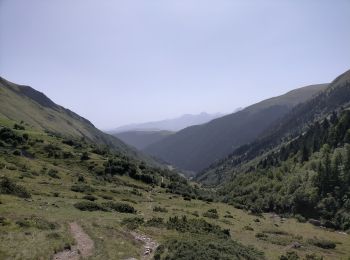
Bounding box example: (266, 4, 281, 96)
(113, 130, 174, 150)
(194, 69, 350, 232)
(145, 84, 327, 174)
(1, 105, 349, 260)
(110, 112, 225, 133)
(198, 69, 350, 185)
(0, 77, 148, 160)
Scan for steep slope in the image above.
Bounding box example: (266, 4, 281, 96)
(0, 77, 146, 160)
(216, 108, 350, 231)
(113, 130, 174, 150)
(198, 69, 350, 185)
(145, 84, 327, 174)
(110, 112, 225, 133)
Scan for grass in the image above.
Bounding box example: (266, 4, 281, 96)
(1, 119, 350, 259)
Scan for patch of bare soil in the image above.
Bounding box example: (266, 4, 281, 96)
(52, 222, 94, 260)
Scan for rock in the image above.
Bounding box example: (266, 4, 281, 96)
(290, 242, 302, 248)
(308, 219, 321, 226)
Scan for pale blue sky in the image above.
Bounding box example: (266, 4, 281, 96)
(1, 0, 350, 129)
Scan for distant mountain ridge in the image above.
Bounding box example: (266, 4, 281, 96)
(109, 112, 225, 133)
(113, 130, 174, 150)
(144, 84, 328, 174)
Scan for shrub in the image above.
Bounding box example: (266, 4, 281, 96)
(0, 177, 31, 198)
(13, 150, 21, 156)
(308, 238, 336, 249)
(279, 251, 299, 260)
(145, 217, 165, 228)
(48, 169, 60, 179)
(80, 152, 90, 161)
(71, 184, 95, 193)
(74, 201, 108, 212)
(102, 201, 136, 214)
(166, 216, 230, 238)
(82, 195, 97, 201)
(295, 214, 306, 223)
(0, 127, 25, 146)
(203, 209, 219, 219)
(16, 216, 58, 230)
(14, 124, 25, 130)
(243, 226, 254, 231)
(101, 195, 113, 200)
(47, 232, 61, 239)
(121, 217, 144, 230)
(0, 216, 11, 226)
(255, 232, 268, 238)
(154, 236, 264, 260)
(153, 206, 168, 213)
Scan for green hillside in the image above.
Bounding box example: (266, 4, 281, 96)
(196, 70, 350, 231)
(198, 69, 350, 185)
(1, 117, 349, 259)
(1, 79, 349, 259)
(145, 84, 327, 174)
(0, 77, 150, 161)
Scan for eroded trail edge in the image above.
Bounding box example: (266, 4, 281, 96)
(53, 222, 94, 260)
(129, 232, 158, 260)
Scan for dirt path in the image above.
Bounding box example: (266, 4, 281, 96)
(53, 222, 94, 260)
(130, 232, 158, 260)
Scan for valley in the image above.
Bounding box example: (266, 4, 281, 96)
(1, 118, 349, 259)
(1, 72, 350, 260)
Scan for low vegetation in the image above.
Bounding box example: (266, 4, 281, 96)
(1, 118, 349, 259)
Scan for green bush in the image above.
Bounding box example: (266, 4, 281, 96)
(16, 216, 58, 230)
(14, 124, 25, 130)
(48, 169, 60, 179)
(74, 201, 108, 212)
(102, 201, 136, 214)
(0, 127, 25, 146)
(0, 177, 31, 198)
(279, 251, 299, 260)
(308, 238, 336, 249)
(153, 206, 168, 213)
(145, 217, 165, 228)
(203, 208, 219, 219)
(80, 152, 90, 161)
(294, 214, 306, 223)
(154, 236, 264, 260)
(82, 195, 97, 201)
(101, 194, 113, 200)
(121, 217, 144, 230)
(71, 184, 95, 193)
(166, 216, 229, 238)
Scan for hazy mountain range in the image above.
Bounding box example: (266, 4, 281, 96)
(144, 84, 328, 174)
(113, 130, 174, 150)
(109, 112, 227, 133)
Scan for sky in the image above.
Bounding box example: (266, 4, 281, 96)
(1, 0, 350, 129)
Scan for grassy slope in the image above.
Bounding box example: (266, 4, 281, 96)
(145, 84, 327, 174)
(0, 77, 153, 163)
(1, 118, 349, 260)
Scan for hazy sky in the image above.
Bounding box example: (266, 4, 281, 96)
(1, 0, 350, 129)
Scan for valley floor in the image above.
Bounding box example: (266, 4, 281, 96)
(1, 172, 349, 260)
